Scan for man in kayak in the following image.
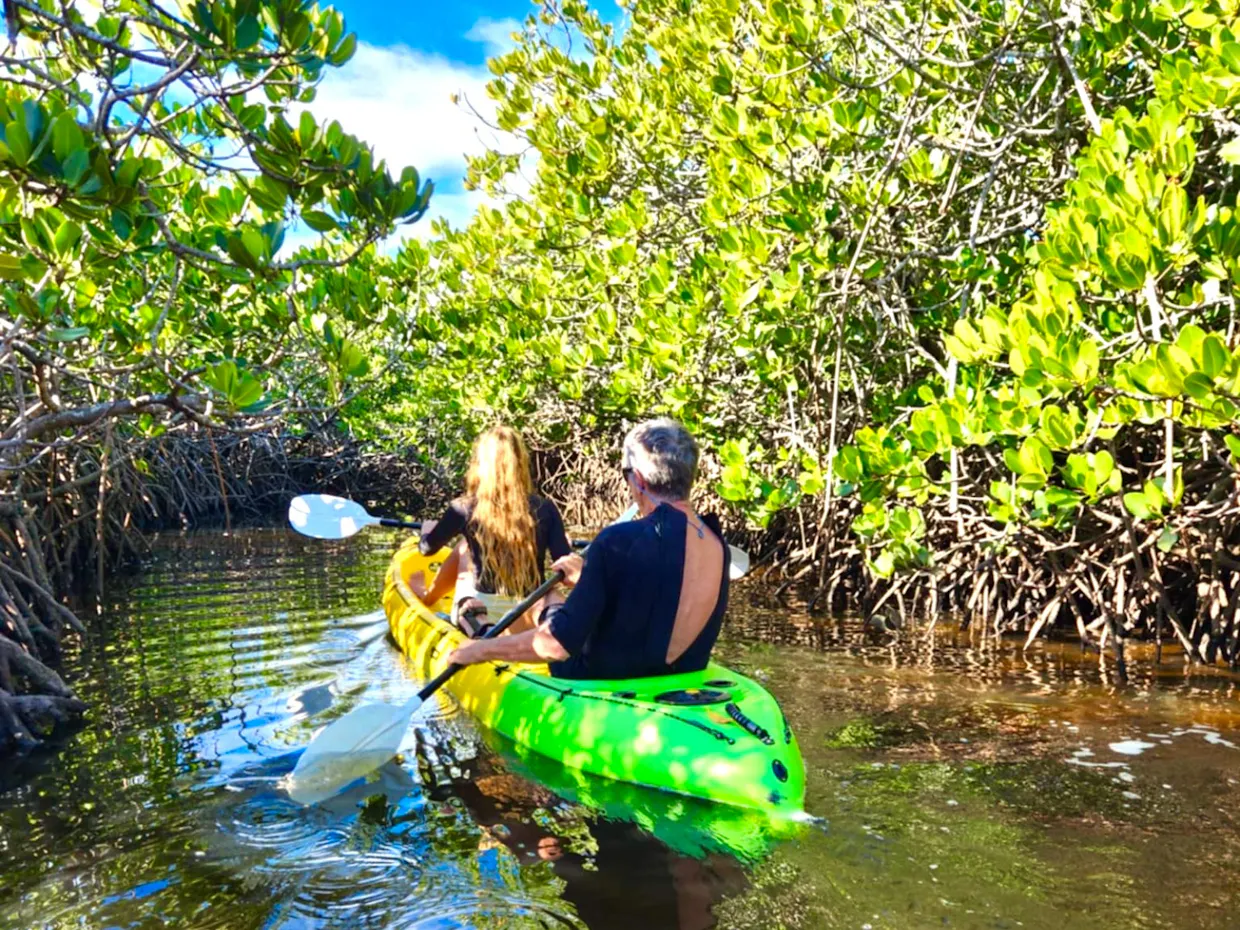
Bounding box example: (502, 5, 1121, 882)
(446, 418, 729, 679)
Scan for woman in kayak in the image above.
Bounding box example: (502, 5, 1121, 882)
(409, 425, 572, 636)
(446, 418, 728, 679)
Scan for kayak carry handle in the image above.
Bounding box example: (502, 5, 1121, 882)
(726, 702, 774, 745)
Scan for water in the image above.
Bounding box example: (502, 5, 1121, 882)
(2, 528, 1240, 928)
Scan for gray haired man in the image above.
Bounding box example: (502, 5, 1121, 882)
(447, 418, 730, 680)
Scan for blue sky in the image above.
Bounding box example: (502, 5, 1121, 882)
(298, 0, 623, 244)
(328, 1, 535, 69)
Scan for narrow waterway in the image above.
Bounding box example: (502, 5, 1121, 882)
(1, 527, 1238, 929)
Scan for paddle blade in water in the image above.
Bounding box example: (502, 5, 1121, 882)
(287, 494, 378, 540)
(285, 697, 422, 805)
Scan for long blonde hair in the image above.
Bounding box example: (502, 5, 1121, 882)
(466, 426, 540, 596)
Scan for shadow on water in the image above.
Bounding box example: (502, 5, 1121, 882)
(0, 528, 1239, 929)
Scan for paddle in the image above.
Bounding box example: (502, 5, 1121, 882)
(286, 493, 752, 580)
(284, 504, 639, 805)
(287, 493, 421, 539)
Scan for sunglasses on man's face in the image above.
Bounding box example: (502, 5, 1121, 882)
(622, 466, 635, 483)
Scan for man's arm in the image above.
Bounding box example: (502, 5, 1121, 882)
(446, 624, 569, 666)
(447, 537, 612, 668)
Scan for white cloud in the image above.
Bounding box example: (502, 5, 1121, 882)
(305, 40, 503, 182)
(297, 36, 531, 244)
(464, 17, 524, 57)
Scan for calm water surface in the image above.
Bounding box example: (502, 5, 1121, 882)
(1, 527, 1239, 929)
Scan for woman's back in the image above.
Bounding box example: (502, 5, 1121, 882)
(418, 425, 569, 600)
(419, 494, 570, 595)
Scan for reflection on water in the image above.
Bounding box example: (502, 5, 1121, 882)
(0, 528, 1238, 929)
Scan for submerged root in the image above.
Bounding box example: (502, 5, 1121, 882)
(0, 690, 88, 748)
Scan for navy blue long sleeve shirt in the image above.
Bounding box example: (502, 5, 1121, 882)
(547, 504, 729, 680)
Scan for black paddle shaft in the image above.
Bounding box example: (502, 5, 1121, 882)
(415, 568, 566, 702)
(378, 517, 422, 530)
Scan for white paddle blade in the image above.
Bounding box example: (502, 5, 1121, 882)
(727, 544, 750, 581)
(285, 697, 423, 805)
(612, 503, 640, 525)
(288, 494, 379, 540)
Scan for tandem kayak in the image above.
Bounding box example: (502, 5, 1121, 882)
(382, 537, 807, 813)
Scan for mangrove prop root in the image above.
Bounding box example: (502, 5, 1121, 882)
(0, 424, 455, 756)
(740, 443, 1240, 675)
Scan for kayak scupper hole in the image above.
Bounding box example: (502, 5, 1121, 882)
(614, 691, 637, 699)
(704, 679, 736, 688)
(772, 759, 789, 783)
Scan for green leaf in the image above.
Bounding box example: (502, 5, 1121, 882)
(1143, 478, 1167, 511)
(1095, 450, 1115, 483)
(46, 326, 90, 342)
(1202, 334, 1229, 378)
(337, 339, 369, 378)
(1123, 492, 1154, 521)
(5, 120, 31, 166)
(1016, 472, 1047, 491)
(1183, 371, 1213, 400)
(62, 148, 90, 187)
(870, 550, 895, 579)
(0, 254, 24, 281)
(203, 360, 264, 409)
(298, 110, 317, 149)
(53, 221, 82, 256)
(241, 227, 267, 263)
(301, 209, 339, 233)
(235, 14, 260, 49)
(1018, 436, 1053, 476)
(110, 209, 132, 240)
(330, 33, 357, 66)
(1183, 9, 1217, 28)
(52, 114, 83, 161)
(226, 235, 257, 269)
(1157, 527, 1179, 553)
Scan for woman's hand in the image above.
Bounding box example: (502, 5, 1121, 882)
(550, 553, 585, 587)
(407, 570, 428, 601)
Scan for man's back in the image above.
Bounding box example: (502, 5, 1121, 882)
(666, 506, 726, 665)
